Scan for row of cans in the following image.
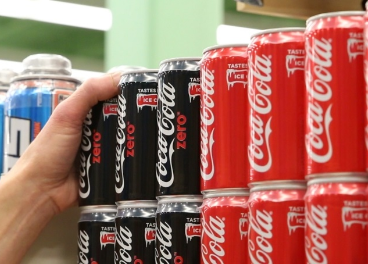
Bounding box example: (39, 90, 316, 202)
(78, 174, 368, 263)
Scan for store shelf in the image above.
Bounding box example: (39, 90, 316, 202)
(236, 0, 363, 20)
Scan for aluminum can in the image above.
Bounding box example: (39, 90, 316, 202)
(3, 54, 80, 172)
(0, 69, 18, 176)
(200, 44, 249, 190)
(155, 195, 202, 264)
(305, 12, 365, 175)
(115, 200, 156, 264)
(247, 28, 305, 183)
(78, 205, 116, 264)
(364, 9, 368, 171)
(305, 174, 368, 264)
(200, 188, 249, 264)
(115, 69, 158, 201)
(156, 58, 201, 196)
(248, 180, 306, 264)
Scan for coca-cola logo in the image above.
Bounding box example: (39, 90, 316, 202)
(305, 37, 333, 164)
(305, 205, 328, 264)
(248, 209, 273, 264)
(248, 54, 273, 173)
(100, 231, 115, 249)
(188, 82, 201, 102)
(342, 206, 368, 230)
(347, 36, 364, 62)
(79, 109, 93, 199)
(115, 94, 126, 194)
(155, 221, 173, 262)
(145, 227, 156, 246)
(156, 82, 176, 188)
(226, 69, 248, 89)
(286, 55, 304, 77)
(78, 230, 90, 264)
(185, 223, 201, 243)
(200, 67, 215, 180)
(287, 212, 305, 234)
(201, 214, 225, 263)
(102, 103, 117, 120)
(114, 226, 133, 263)
(136, 93, 158, 112)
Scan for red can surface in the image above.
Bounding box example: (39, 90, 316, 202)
(364, 9, 368, 171)
(305, 11, 366, 175)
(247, 28, 305, 183)
(200, 188, 249, 264)
(305, 174, 368, 264)
(200, 44, 249, 190)
(248, 181, 306, 264)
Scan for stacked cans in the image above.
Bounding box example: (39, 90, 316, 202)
(305, 11, 368, 263)
(114, 69, 158, 263)
(4, 54, 80, 172)
(247, 28, 307, 263)
(200, 44, 250, 263)
(155, 57, 202, 263)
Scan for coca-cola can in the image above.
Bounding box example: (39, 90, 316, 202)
(305, 11, 365, 175)
(156, 57, 201, 195)
(200, 44, 249, 190)
(78, 205, 116, 264)
(305, 174, 368, 264)
(200, 188, 249, 264)
(364, 9, 368, 171)
(155, 195, 202, 263)
(247, 28, 305, 183)
(114, 200, 157, 264)
(248, 180, 306, 264)
(115, 69, 158, 201)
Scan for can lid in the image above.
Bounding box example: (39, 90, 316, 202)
(80, 205, 117, 214)
(159, 57, 201, 66)
(0, 68, 18, 87)
(249, 180, 307, 192)
(307, 11, 365, 25)
(307, 173, 368, 185)
(250, 27, 306, 40)
(202, 43, 249, 54)
(202, 188, 250, 198)
(157, 195, 203, 204)
(116, 200, 157, 209)
(21, 54, 72, 76)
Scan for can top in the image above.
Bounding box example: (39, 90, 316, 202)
(119, 69, 159, 84)
(159, 57, 201, 72)
(250, 27, 306, 40)
(202, 43, 249, 54)
(307, 173, 368, 186)
(80, 205, 117, 214)
(307, 11, 365, 25)
(249, 180, 307, 192)
(157, 195, 203, 204)
(116, 200, 157, 209)
(0, 68, 18, 87)
(202, 188, 250, 198)
(108, 65, 147, 74)
(21, 54, 72, 76)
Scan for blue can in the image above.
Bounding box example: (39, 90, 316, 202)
(3, 54, 80, 172)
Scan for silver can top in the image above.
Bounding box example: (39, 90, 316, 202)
(202, 188, 250, 198)
(21, 54, 72, 76)
(159, 57, 201, 72)
(0, 68, 18, 87)
(116, 200, 157, 209)
(249, 180, 307, 192)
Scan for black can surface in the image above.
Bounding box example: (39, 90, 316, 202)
(115, 70, 158, 201)
(114, 200, 157, 263)
(156, 58, 201, 196)
(155, 195, 202, 264)
(78, 206, 116, 264)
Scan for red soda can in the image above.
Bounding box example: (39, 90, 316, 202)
(200, 44, 249, 191)
(247, 181, 306, 264)
(364, 8, 368, 171)
(305, 174, 368, 264)
(200, 188, 249, 263)
(247, 28, 305, 183)
(305, 11, 365, 175)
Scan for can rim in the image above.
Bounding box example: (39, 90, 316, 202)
(306, 11, 365, 25)
(250, 27, 306, 40)
(80, 205, 117, 214)
(116, 200, 157, 209)
(202, 43, 249, 54)
(307, 173, 368, 185)
(12, 74, 81, 84)
(120, 69, 159, 77)
(159, 57, 202, 66)
(202, 188, 250, 198)
(157, 195, 203, 204)
(249, 180, 307, 192)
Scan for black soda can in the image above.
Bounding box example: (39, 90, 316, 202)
(78, 205, 116, 264)
(155, 195, 202, 264)
(114, 200, 157, 263)
(115, 70, 158, 201)
(156, 58, 201, 196)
